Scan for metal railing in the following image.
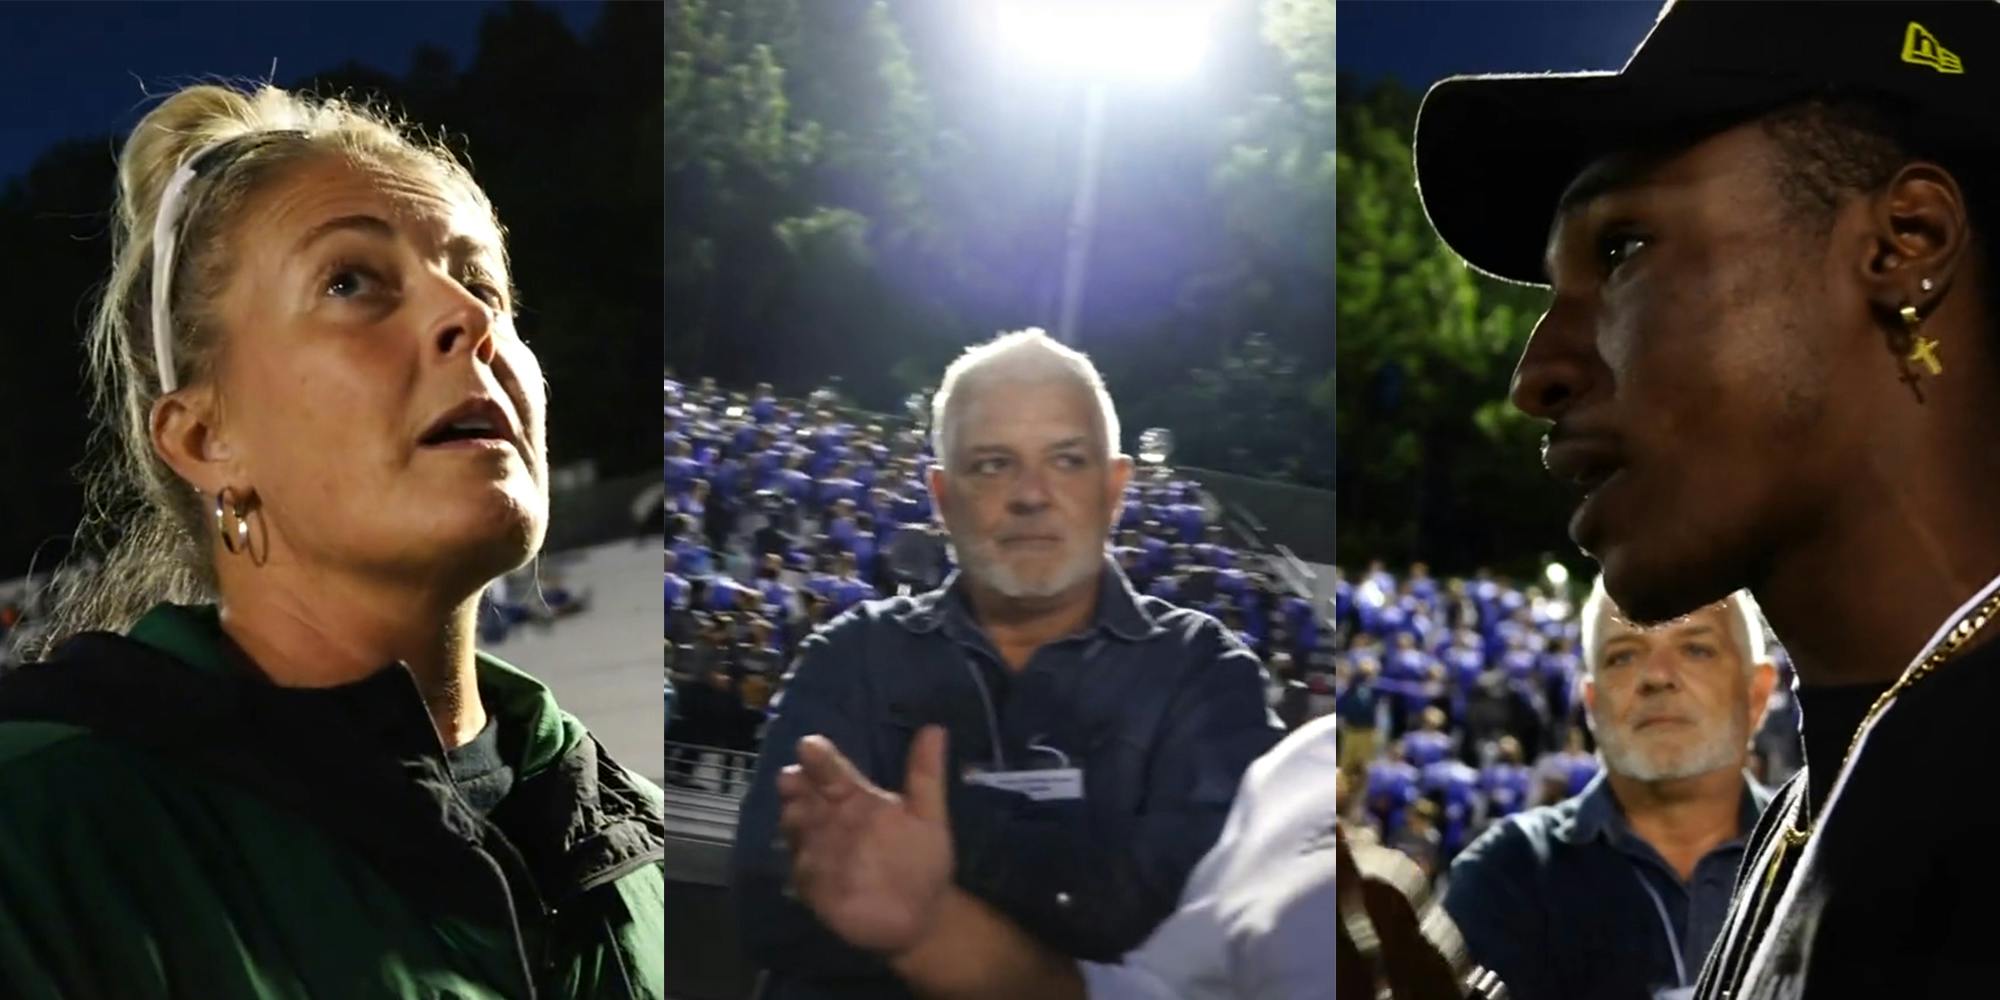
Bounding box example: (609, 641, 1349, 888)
(665, 740, 758, 843)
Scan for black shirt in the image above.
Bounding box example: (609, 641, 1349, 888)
(1695, 638, 2000, 998)
(445, 714, 515, 817)
(1794, 682, 1891, 824)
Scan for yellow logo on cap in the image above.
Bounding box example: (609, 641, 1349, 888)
(1903, 22, 1964, 74)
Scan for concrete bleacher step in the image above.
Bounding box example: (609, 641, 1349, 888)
(485, 536, 666, 783)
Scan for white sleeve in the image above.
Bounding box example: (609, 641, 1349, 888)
(1078, 958, 1182, 1000)
(1077, 718, 1346, 1000)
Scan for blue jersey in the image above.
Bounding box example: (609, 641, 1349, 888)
(706, 579, 752, 613)
(1387, 649, 1438, 710)
(710, 459, 744, 500)
(827, 516, 859, 552)
(1120, 499, 1145, 530)
(831, 577, 877, 612)
(893, 492, 930, 526)
(1558, 752, 1601, 798)
(1480, 763, 1533, 819)
(663, 573, 689, 611)
(672, 540, 712, 578)
(1405, 729, 1452, 768)
(803, 574, 840, 603)
(1421, 759, 1481, 856)
(1501, 649, 1539, 686)
(665, 456, 702, 494)
(750, 451, 783, 490)
(1175, 504, 1205, 543)
(776, 468, 813, 502)
(1373, 603, 1409, 639)
(852, 534, 878, 582)
(817, 477, 862, 509)
(1445, 647, 1486, 692)
(758, 579, 795, 618)
(1367, 760, 1421, 834)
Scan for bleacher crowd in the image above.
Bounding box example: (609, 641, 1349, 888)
(1329, 561, 1805, 883)
(662, 376, 1340, 789)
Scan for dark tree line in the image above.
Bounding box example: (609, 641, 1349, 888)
(1333, 76, 1574, 576)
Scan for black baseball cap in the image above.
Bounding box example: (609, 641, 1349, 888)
(1415, 0, 2000, 286)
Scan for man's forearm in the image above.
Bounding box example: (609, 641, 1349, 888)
(889, 888, 1087, 1000)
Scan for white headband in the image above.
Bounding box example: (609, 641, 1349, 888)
(148, 138, 238, 394)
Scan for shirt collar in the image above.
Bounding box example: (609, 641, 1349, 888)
(1556, 767, 1774, 847)
(888, 553, 1165, 642)
(125, 602, 581, 776)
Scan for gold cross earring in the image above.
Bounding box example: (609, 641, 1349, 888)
(1901, 304, 1943, 377)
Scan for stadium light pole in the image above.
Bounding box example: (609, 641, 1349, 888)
(992, 1, 1217, 346)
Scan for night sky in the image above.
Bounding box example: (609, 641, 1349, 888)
(0, 1, 603, 183)
(1340, 0, 1661, 90)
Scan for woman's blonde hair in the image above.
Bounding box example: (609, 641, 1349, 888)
(21, 83, 499, 660)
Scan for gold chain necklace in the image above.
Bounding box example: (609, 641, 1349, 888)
(1725, 587, 2000, 992)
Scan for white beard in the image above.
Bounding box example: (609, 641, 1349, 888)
(1595, 707, 1747, 782)
(963, 538, 1104, 599)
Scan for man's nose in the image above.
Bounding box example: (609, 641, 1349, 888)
(1007, 467, 1053, 515)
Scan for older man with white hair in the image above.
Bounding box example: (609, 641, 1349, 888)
(1440, 578, 1779, 1000)
(731, 329, 1284, 1000)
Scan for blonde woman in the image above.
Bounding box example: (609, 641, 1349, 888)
(0, 84, 664, 998)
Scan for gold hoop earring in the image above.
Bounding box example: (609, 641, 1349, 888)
(214, 487, 251, 555)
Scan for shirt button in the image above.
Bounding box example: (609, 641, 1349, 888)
(1056, 892, 1073, 908)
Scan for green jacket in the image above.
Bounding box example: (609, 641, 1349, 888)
(0, 604, 665, 999)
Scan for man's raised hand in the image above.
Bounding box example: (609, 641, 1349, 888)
(777, 726, 955, 956)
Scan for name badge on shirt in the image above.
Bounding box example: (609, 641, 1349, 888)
(965, 767, 1085, 801)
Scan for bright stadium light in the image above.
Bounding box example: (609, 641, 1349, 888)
(1544, 561, 1571, 588)
(988, 1, 1220, 345)
(993, 1, 1218, 83)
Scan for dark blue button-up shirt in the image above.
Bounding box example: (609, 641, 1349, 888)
(731, 557, 1284, 1000)
(1443, 770, 1771, 1000)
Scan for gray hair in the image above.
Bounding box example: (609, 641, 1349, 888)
(929, 328, 1121, 469)
(1579, 575, 1769, 675)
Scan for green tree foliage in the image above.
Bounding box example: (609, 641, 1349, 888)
(1332, 76, 1575, 575)
(1182, 0, 1338, 486)
(667, 0, 963, 406)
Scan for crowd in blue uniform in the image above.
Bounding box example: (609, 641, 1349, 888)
(1331, 561, 1803, 882)
(663, 377, 1338, 787)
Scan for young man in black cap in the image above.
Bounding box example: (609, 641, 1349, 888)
(1416, 1, 2000, 996)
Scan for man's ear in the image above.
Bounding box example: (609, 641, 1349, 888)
(1580, 674, 1598, 731)
(1857, 161, 1971, 316)
(927, 463, 951, 527)
(1746, 659, 1779, 735)
(1106, 454, 1134, 529)
(150, 385, 238, 495)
